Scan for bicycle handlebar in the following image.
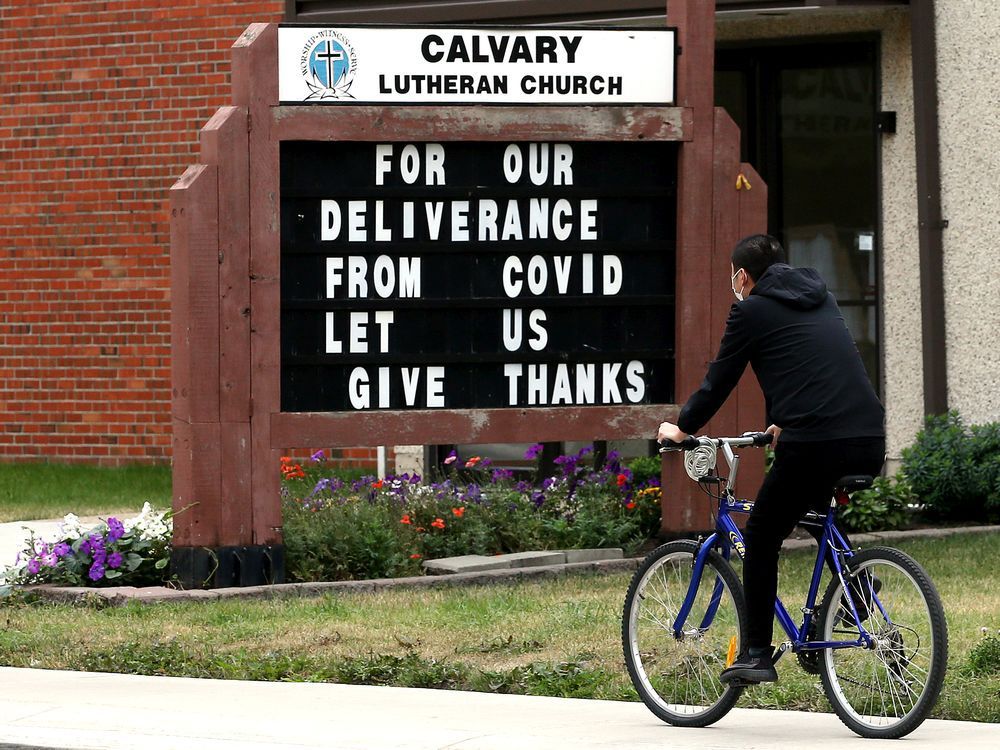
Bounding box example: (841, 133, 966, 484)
(658, 431, 773, 453)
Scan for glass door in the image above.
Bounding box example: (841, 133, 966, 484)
(716, 40, 881, 388)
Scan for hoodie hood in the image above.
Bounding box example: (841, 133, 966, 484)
(750, 263, 828, 310)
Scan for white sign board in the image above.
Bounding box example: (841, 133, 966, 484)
(278, 26, 676, 105)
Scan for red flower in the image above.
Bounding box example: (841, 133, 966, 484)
(626, 501, 636, 510)
(280, 456, 292, 465)
(400, 514, 412, 525)
(464, 456, 481, 468)
(452, 507, 465, 518)
(431, 518, 446, 530)
(617, 473, 628, 487)
(372, 479, 384, 489)
(281, 462, 305, 480)
(410, 553, 422, 560)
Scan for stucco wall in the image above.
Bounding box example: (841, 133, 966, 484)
(935, 2, 1000, 426)
(716, 8, 924, 463)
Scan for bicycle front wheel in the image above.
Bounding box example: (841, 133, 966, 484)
(622, 539, 747, 727)
(818, 546, 948, 739)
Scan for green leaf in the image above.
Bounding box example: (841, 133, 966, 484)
(104, 570, 122, 579)
(154, 558, 169, 570)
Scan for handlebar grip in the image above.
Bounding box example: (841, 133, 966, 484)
(751, 431, 774, 447)
(658, 435, 700, 452)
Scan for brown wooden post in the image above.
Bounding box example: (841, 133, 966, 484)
(234, 24, 285, 558)
(201, 106, 255, 550)
(661, 0, 719, 533)
(170, 164, 222, 553)
(169, 27, 282, 587)
(660, 3, 769, 534)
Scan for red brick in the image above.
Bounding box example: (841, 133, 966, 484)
(0, 1, 283, 464)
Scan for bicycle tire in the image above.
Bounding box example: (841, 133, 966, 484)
(622, 539, 748, 727)
(817, 546, 948, 739)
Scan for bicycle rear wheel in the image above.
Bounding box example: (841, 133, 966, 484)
(818, 546, 948, 739)
(622, 539, 747, 727)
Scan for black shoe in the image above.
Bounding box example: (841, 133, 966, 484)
(720, 650, 778, 685)
(837, 574, 882, 628)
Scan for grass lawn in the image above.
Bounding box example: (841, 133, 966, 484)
(0, 463, 171, 522)
(2, 531, 998, 722)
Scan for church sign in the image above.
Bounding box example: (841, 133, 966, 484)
(170, 11, 766, 588)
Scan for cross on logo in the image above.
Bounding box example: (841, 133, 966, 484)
(315, 41, 345, 86)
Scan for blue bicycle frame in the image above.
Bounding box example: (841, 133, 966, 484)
(673, 485, 880, 656)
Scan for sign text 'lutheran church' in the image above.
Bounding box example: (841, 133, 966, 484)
(278, 26, 679, 413)
(278, 26, 676, 105)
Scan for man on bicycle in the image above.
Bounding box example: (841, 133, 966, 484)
(657, 234, 885, 685)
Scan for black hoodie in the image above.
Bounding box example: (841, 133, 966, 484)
(677, 264, 885, 442)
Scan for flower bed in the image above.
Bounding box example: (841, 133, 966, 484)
(3, 503, 173, 588)
(2, 447, 663, 589)
(281, 445, 662, 582)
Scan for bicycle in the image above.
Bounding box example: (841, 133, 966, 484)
(621, 432, 948, 739)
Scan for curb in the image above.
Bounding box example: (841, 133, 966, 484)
(22, 525, 999, 607)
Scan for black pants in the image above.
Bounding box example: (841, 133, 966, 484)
(743, 437, 885, 650)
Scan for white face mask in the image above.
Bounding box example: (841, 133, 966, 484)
(731, 268, 747, 301)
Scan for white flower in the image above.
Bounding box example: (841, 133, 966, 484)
(60, 513, 84, 536)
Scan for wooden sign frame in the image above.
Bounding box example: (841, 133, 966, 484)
(170, 4, 767, 588)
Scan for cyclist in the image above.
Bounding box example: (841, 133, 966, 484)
(657, 234, 885, 685)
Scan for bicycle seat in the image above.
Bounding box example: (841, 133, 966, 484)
(834, 475, 874, 492)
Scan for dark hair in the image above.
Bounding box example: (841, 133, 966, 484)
(731, 234, 786, 282)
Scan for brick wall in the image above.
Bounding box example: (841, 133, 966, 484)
(0, 1, 284, 464)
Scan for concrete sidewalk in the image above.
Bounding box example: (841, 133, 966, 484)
(0, 667, 997, 750)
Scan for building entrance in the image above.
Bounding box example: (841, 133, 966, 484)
(716, 39, 880, 387)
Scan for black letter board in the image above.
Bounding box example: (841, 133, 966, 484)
(280, 140, 677, 412)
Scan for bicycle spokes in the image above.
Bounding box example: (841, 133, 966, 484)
(818, 548, 947, 739)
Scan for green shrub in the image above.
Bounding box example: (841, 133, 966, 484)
(902, 412, 1000, 522)
(625, 455, 661, 487)
(838, 474, 913, 533)
(965, 634, 1000, 677)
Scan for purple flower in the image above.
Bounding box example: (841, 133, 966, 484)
(53, 542, 71, 558)
(443, 449, 458, 465)
(554, 455, 579, 476)
(108, 552, 123, 569)
(462, 484, 482, 503)
(80, 539, 92, 555)
(515, 480, 531, 493)
(351, 476, 376, 492)
(107, 517, 125, 543)
(26, 558, 41, 575)
(532, 492, 546, 508)
(41, 553, 57, 568)
(491, 468, 514, 483)
(88, 562, 105, 581)
(524, 443, 544, 460)
(480, 458, 492, 468)
(409, 473, 421, 484)
(309, 478, 332, 498)
(310, 449, 326, 462)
